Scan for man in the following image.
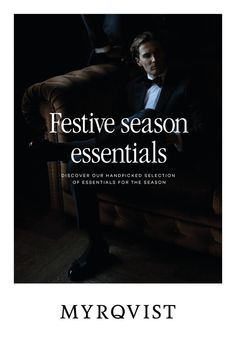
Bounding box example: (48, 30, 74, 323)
(126, 32, 204, 158)
(30, 32, 205, 281)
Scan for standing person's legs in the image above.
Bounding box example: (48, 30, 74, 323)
(81, 15, 108, 49)
(103, 15, 122, 47)
(81, 14, 123, 64)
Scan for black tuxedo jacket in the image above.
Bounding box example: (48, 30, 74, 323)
(98, 69, 206, 165)
(126, 70, 203, 129)
(125, 70, 206, 160)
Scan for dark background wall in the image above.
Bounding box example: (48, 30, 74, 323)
(15, 15, 90, 207)
(14, 14, 222, 207)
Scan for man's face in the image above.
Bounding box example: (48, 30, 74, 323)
(136, 40, 166, 77)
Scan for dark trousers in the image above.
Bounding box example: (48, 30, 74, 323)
(81, 15, 122, 48)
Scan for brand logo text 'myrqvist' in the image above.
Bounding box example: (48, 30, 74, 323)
(60, 304, 176, 320)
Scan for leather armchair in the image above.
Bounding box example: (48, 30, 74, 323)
(22, 63, 222, 257)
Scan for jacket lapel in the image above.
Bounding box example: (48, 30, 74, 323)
(155, 71, 177, 114)
(133, 81, 148, 112)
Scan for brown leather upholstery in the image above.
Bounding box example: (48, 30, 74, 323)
(22, 64, 222, 257)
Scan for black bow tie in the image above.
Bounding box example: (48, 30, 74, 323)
(145, 76, 163, 88)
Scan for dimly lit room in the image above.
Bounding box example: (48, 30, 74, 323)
(14, 14, 222, 283)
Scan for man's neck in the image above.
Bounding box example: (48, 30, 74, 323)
(147, 68, 168, 80)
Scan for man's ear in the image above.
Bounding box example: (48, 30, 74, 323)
(136, 57, 142, 67)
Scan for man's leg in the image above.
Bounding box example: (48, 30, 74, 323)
(28, 109, 168, 282)
(29, 109, 159, 159)
(81, 15, 108, 49)
(67, 157, 112, 281)
(81, 15, 123, 65)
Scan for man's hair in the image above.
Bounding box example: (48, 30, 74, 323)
(130, 31, 166, 61)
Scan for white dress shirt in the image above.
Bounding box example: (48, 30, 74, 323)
(143, 71, 183, 152)
(144, 73, 165, 109)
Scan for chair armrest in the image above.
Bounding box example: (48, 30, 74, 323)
(21, 64, 126, 210)
(22, 63, 125, 142)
